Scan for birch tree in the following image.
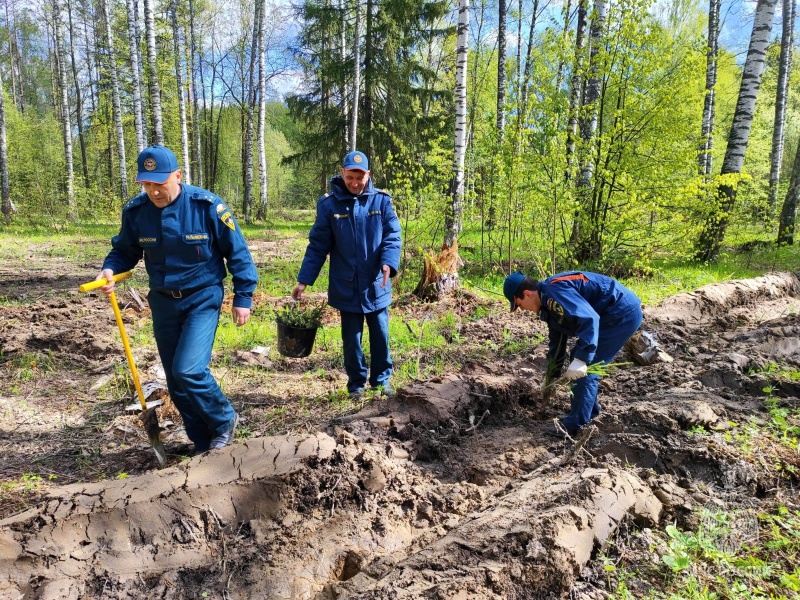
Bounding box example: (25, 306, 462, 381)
(188, 0, 203, 186)
(0, 64, 14, 219)
(257, 0, 268, 219)
(66, 0, 89, 188)
(565, 0, 588, 180)
(102, 0, 128, 198)
(496, 0, 506, 139)
(126, 0, 147, 152)
(53, 0, 77, 218)
(414, 0, 468, 300)
(767, 0, 793, 212)
(143, 0, 163, 145)
(170, 0, 191, 183)
(242, 0, 261, 223)
(570, 0, 609, 262)
(695, 0, 777, 261)
(698, 0, 719, 177)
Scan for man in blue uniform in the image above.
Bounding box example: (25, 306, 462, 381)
(503, 270, 642, 435)
(292, 150, 402, 398)
(96, 145, 258, 453)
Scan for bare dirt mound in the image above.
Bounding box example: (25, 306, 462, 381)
(2, 272, 800, 599)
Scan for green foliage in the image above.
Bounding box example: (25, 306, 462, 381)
(275, 302, 326, 328)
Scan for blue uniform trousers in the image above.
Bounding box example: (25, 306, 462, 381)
(340, 307, 392, 392)
(561, 304, 643, 431)
(148, 284, 236, 451)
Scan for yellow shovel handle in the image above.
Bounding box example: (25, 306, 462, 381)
(78, 271, 133, 293)
(78, 271, 146, 410)
(108, 289, 148, 410)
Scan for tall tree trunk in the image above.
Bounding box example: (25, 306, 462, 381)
(338, 0, 349, 149)
(242, 0, 261, 223)
(768, 0, 793, 213)
(698, 0, 720, 178)
(349, 0, 362, 149)
(778, 139, 800, 244)
(102, 0, 128, 199)
(66, 0, 90, 189)
(144, 0, 164, 145)
(363, 0, 374, 158)
(0, 65, 14, 219)
(170, 0, 191, 183)
(257, 0, 268, 219)
(80, 0, 98, 116)
(415, 0, 468, 300)
(495, 0, 506, 140)
(4, 1, 21, 110)
(519, 0, 542, 121)
(565, 0, 588, 182)
(570, 0, 608, 261)
(188, 0, 203, 186)
(53, 0, 77, 219)
(695, 0, 778, 262)
(126, 0, 147, 152)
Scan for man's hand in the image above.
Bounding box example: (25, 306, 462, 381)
(232, 307, 250, 327)
(565, 358, 588, 380)
(96, 269, 115, 296)
(291, 283, 307, 301)
(380, 265, 390, 288)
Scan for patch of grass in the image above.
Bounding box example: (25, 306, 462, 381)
(609, 504, 800, 599)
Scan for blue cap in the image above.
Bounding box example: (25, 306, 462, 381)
(503, 271, 526, 312)
(343, 150, 369, 171)
(135, 145, 179, 183)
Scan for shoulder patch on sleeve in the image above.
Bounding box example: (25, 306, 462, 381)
(219, 210, 236, 231)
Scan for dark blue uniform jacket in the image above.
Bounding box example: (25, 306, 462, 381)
(538, 271, 641, 366)
(298, 176, 402, 313)
(102, 184, 258, 308)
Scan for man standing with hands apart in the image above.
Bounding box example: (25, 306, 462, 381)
(96, 145, 258, 454)
(293, 150, 402, 398)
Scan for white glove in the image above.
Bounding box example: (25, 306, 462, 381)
(565, 358, 588, 380)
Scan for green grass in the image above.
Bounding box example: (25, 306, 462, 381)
(608, 505, 800, 600)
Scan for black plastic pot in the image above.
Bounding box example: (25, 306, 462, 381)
(276, 321, 319, 358)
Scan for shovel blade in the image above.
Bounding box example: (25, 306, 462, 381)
(139, 407, 167, 466)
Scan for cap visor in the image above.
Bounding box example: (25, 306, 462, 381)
(135, 172, 170, 184)
(509, 300, 518, 312)
(343, 166, 368, 172)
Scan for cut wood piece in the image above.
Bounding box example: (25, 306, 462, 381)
(625, 330, 673, 365)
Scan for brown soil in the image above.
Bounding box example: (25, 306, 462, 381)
(2, 246, 800, 599)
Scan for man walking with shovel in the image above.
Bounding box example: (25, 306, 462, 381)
(95, 145, 258, 454)
(503, 270, 642, 436)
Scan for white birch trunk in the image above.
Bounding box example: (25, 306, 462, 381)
(171, 0, 191, 183)
(698, 0, 719, 177)
(0, 65, 15, 218)
(102, 0, 128, 199)
(188, 0, 203, 187)
(447, 0, 469, 248)
(257, 0, 268, 218)
(126, 0, 147, 152)
(53, 0, 76, 219)
(768, 0, 793, 211)
(242, 0, 261, 223)
(144, 0, 164, 145)
(495, 0, 506, 139)
(696, 0, 778, 261)
(66, 0, 89, 188)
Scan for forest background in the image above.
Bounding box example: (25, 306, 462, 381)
(1, 0, 800, 286)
